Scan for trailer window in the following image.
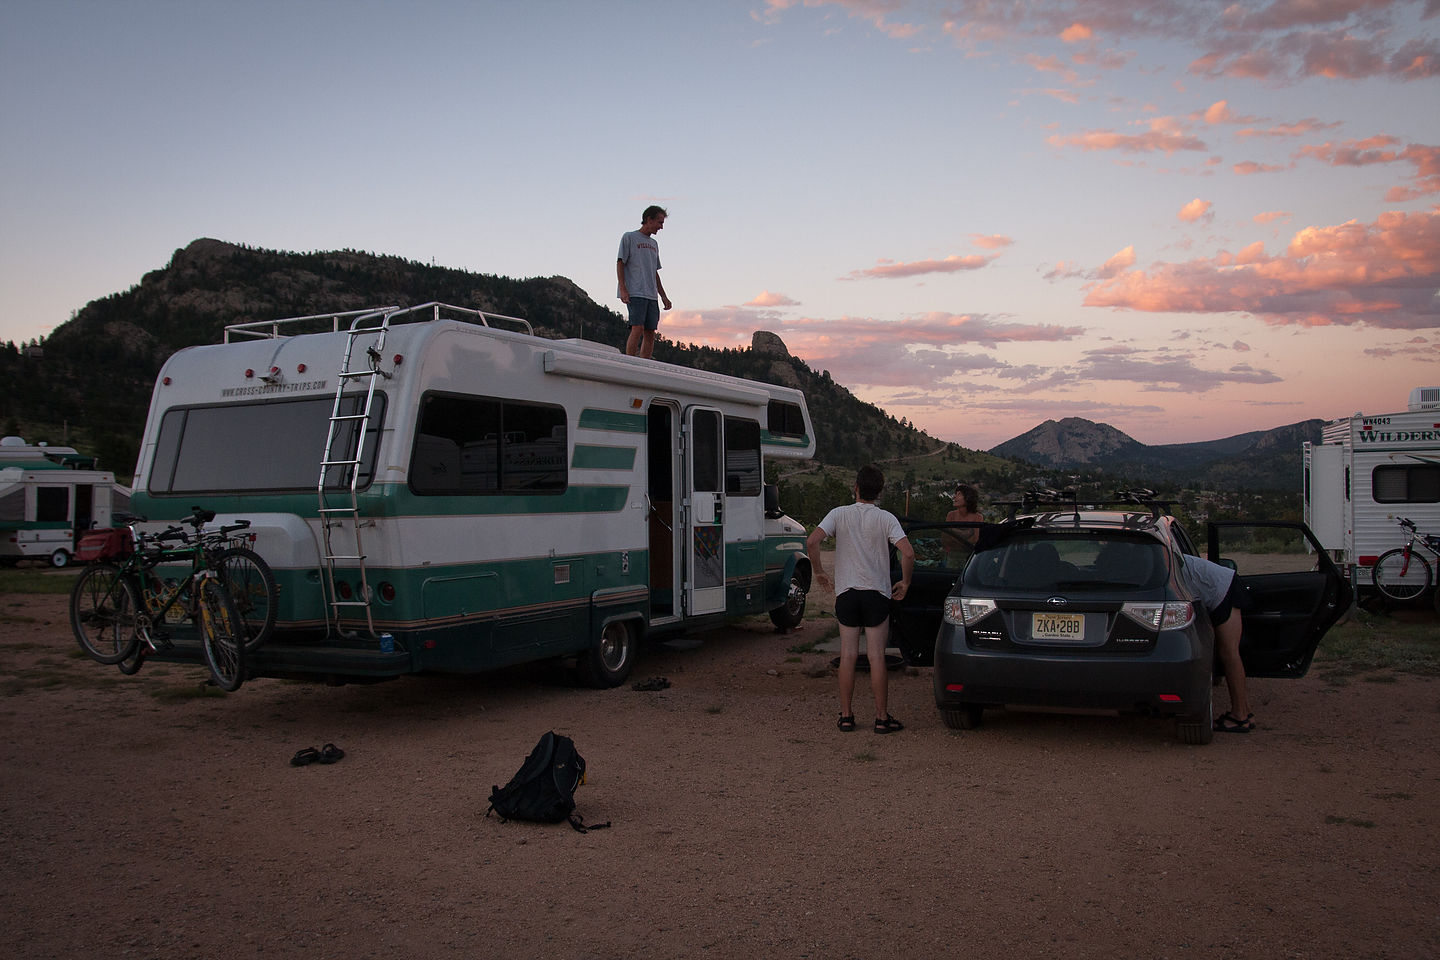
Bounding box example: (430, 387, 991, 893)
(1373, 464, 1440, 503)
(36, 486, 69, 522)
(411, 393, 567, 495)
(724, 416, 762, 497)
(149, 395, 384, 494)
(767, 400, 806, 438)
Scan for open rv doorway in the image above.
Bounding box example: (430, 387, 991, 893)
(648, 401, 681, 622)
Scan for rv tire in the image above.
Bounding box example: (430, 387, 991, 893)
(50, 548, 71, 568)
(577, 619, 635, 688)
(769, 570, 808, 631)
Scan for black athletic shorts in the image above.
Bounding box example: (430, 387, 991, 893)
(1208, 575, 1253, 626)
(835, 588, 892, 628)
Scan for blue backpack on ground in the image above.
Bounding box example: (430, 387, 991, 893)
(486, 731, 609, 833)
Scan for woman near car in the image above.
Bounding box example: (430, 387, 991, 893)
(944, 483, 984, 558)
(1182, 555, 1256, 733)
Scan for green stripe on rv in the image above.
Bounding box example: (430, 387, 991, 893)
(571, 444, 637, 470)
(578, 409, 646, 433)
(131, 483, 630, 520)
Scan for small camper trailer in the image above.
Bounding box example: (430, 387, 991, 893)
(0, 437, 132, 566)
(1303, 387, 1440, 585)
(127, 303, 816, 686)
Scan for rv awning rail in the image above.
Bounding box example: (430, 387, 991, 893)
(224, 302, 532, 342)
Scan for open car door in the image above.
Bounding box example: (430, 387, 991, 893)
(889, 518, 988, 666)
(1206, 521, 1354, 678)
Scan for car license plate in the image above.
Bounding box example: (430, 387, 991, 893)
(1032, 612, 1084, 640)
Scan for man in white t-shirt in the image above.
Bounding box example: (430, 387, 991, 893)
(806, 464, 914, 734)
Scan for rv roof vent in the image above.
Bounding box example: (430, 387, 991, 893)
(1409, 386, 1440, 411)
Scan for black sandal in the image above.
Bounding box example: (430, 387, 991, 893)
(290, 747, 320, 766)
(836, 714, 856, 732)
(874, 715, 904, 734)
(1214, 711, 1254, 733)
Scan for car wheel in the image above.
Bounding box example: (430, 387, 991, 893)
(941, 705, 983, 730)
(1176, 682, 1214, 745)
(50, 548, 71, 568)
(577, 619, 635, 688)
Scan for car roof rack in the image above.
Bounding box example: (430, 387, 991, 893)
(993, 488, 1175, 522)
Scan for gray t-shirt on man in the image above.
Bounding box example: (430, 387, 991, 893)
(617, 230, 662, 300)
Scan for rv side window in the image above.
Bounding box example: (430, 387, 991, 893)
(766, 400, 806, 438)
(724, 416, 762, 497)
(149, 395, 384, 494)
(411, 392, 567, 495)
(1373, 464, 1440, 503)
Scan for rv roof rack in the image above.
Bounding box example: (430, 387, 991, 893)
(223, 302, 533, 343)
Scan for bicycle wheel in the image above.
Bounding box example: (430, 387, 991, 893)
(70, 563, 141, 664)
(197, 577, 246, 691)
(1372, 548, 1433, 601)
(215, 546, 277, 651)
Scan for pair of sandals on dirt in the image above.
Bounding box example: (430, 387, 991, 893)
(1214, 711, 1255, 733)
(290, 743, 345, 766)
(836, 714, 903, 734)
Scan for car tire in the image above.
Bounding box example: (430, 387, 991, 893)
(941, 705, 983, 730)
(1176, 682, 1214, 745)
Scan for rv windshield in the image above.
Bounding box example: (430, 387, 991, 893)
(148, 395, 384, 494)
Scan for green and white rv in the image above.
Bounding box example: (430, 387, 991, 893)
(128, 303, 815, 686)
(0, 437, 132, 567)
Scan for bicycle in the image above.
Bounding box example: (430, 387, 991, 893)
(1371, 516, 1440, 602)
(70, 508, 256, 690)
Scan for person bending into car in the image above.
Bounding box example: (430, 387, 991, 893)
(1182, 555, 1256, 733)
(806, 464, 915, 735)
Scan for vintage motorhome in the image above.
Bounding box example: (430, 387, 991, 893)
(0, 437, 131, 566)
(127, 303, 815, 686)
(1303, 387, 1440, 584)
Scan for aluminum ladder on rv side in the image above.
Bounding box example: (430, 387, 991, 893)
(317, 308, 394, 640)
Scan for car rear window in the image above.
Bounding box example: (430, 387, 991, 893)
(964, 533, 1168, 591)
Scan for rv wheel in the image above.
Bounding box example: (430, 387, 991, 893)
(50, 548, 71, 568)
(577, 619, 635, 688)
(769, 571, 808, 630)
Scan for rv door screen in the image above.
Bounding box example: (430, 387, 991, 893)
(685, 406, 725, 616)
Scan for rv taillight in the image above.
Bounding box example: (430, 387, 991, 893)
(393, 354, 404, 365)
(244, 369, 254, 378)
(162, 377, 172, 385)
(270, 366, 280, 375)
(1158, 694, 1182, 703)
(297, 363, 307, 373)
(379, 582, 396, 603)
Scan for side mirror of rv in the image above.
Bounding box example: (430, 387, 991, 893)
(763, 484, 781, 519)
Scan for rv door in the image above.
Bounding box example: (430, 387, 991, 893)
(684, 406, 726, 616)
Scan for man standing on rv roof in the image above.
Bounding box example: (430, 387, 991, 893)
(617, 205, 671, 359)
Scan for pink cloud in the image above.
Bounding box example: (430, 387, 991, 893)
(1254, 210, 1293, 225)
(1297, 138, 1440, 198)
(1060, 22, 1092, 43)
(844, 254, 998, 280)
(1234, 160, 1289, 175)
(1084, 208, 1440, 329)
(1235, 118, 1342, 139)
(1178, 198, 1213, 223)
(970, 234, 1015, 249)
(1098, 246, 1136, 278)
(1048, 116, 1207, 155)
(745, 290, 799, 308)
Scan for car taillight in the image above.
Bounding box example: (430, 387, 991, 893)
(944, 597, 997, 626)
(1120, 601, 1194, 631)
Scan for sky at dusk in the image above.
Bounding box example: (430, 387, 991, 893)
(2, 0, 1437, 450)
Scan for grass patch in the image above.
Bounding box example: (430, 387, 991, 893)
(1314, 611, 1440, 683)
(0, 567, 81, 595)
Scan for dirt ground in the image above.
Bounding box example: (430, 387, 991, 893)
(2, 585, 1438, 960)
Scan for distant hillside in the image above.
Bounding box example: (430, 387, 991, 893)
(991, 417, 1324, 491)
(0, 238, 957, 479)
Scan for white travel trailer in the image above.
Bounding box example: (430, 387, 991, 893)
(127, 303, 815, 686)
(0, 437, 132, 566)
(1303, 387, 1440, 584)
